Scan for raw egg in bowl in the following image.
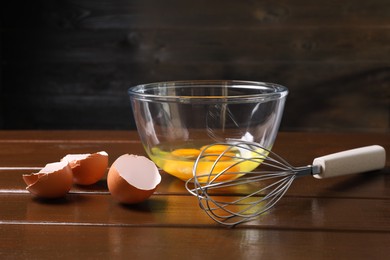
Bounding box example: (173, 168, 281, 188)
(128, 80, 288, 181)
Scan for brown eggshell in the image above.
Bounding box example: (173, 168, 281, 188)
(22, 161, 73, 198)
(61, 151, 108, 185)
(107, 154, 161, 204)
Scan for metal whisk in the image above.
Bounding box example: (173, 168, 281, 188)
(185, 141, 386, 226)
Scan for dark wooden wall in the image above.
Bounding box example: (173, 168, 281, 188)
(1, 0, 389, 131)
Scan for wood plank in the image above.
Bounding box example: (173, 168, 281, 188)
(1, 167, 389, 199)
(4, 0, 387, 29)
(1, 224, 389, 259)
(4, 28, 389, 64)
(2, 62, 388, 130)
(0, 142, 145, 167)
(3, 62, 388, 94)
(0, 130, 139, 141)
(0, 225, 389, 259)
(0, 131, 387, 145)
(1, 192, 389, 231)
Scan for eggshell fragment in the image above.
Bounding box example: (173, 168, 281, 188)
(61, 151, 108, 185)
(107, 154, 161, 204)
(22, 161, 73, 198)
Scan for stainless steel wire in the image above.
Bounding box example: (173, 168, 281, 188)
(185, 141, 313, 226)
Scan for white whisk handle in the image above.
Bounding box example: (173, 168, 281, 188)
(312, 145, 386, 179)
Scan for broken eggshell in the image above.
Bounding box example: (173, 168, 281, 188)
(61, 151, 108, 185)
(107, 154, 161, 204)
(23, 161, 73, 199)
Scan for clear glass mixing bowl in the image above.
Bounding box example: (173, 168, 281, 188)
(128, 80, 288, 181)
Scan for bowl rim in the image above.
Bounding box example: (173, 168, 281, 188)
(128, 80, 288, 103)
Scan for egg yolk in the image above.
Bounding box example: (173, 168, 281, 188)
(171, 148, 201, 158)
(161, 146, 243, 182)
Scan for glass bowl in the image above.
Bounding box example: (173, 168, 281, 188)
(128, 80, 288, 181)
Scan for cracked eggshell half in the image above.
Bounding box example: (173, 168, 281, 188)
(61, 151, 108, 185)
(22, 161, 73, 198)
(107, 154, 161, 204)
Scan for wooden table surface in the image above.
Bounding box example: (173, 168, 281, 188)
(1, 131, 389, 259)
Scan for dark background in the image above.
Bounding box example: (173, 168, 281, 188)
(1, 0, 389, 131)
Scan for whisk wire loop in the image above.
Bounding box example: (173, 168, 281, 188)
(185, 141, 313, 226)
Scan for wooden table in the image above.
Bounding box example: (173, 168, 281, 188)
(1, 131, 389, 259)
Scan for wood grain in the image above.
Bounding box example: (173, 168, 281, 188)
(1, 0, 389, 131)
(0, 130, 389, 258)
(1, 192, 390, 231)
(1, 225, 388, 259)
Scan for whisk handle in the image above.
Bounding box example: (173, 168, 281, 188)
(312, 145, 386, 179)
